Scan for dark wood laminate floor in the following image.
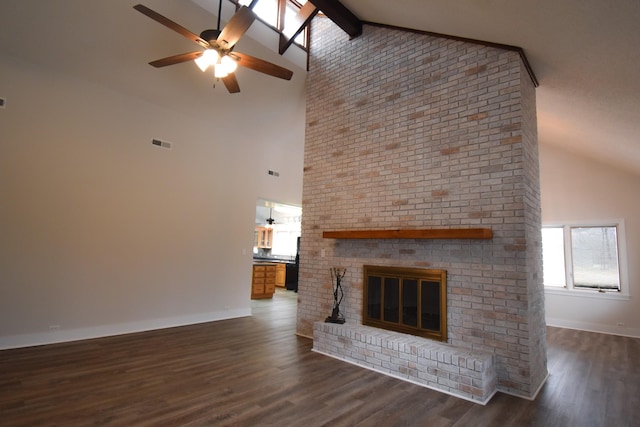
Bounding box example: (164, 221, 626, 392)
(1, 289, 638, 426)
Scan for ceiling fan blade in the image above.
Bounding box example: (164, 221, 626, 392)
(149, 51, 203, 68)
(232, 52, 293, 80)
(133, 4, 209, 49)
(222, 73, 240, 93)
(216, 6, 256, 50)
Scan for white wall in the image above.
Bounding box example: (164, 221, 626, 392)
(540, 143, 640, 337)
(0, 47, 306, 348)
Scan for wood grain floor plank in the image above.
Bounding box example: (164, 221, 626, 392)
(1, 290, 639, 426)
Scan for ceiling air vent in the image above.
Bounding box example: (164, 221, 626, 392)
(151, 138, 172, 150)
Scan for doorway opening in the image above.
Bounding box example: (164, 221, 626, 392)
(251, 199, 301, 301)
(254, 198, 301, 262)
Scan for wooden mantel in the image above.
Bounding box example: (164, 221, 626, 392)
(322, 228, 493, 240)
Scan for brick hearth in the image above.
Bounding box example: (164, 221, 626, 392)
(313, 322, 497, 404)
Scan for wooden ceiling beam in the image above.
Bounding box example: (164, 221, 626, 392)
(309, 0, 362, 38)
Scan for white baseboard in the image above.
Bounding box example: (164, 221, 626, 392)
(546, 318, 640, 338)
(0, 308, 251, 350)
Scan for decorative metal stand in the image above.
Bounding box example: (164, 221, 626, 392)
(325, 267, 346, 324)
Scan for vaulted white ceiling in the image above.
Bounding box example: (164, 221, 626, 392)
(0, 0, 307, 124)
(1, 0, 638, 175)
(339, 0, 640, 175)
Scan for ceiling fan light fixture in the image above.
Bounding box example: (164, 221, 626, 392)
(221, 55, 238, 73)
(194, 49, 219, 72)
(214, 65, 229, 78)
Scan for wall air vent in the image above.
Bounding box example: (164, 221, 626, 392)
(151, 138, 172, 150)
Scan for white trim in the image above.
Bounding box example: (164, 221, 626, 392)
(0, 308, 251, 350)
(544, 287, 630, 301)
(546, 318, 640, 338)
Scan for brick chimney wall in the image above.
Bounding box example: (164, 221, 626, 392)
(298, 18, 547, 399)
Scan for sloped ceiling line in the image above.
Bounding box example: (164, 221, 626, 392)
(364, 21, 539, 87)
(305, 1, 537, 86)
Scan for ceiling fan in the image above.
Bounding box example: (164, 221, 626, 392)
(133, 2, 293, 93)
(266, 208, 276, 226)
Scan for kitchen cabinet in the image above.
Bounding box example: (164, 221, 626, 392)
(255, 226, 273, 249)
(275, 263, 286, 288)
(251, 263, 277, 299)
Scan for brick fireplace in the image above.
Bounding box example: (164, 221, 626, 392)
(297, 18, 547, 402)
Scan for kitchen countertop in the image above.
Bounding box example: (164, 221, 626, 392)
(253, 256, 296, 264)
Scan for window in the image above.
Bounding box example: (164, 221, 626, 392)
(248, 0, 277, 27)
(283, 1, 307, 45)
(571, 226, 620, 290)
(541, 222, 627, 295)
(541, 227, 566, 287)
(237, 0, 309, 48)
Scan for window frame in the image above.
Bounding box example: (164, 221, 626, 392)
(542, 220, 630, 300)
(233, 0, 310, 50)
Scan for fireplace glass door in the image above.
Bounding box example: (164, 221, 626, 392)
(363, 266, 447, 342)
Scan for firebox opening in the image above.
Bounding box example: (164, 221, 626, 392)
(363, 265, 447, 342)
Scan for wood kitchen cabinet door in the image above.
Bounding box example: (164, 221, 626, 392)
(254, 227, 273, 249)
(275, 263, 286, 287)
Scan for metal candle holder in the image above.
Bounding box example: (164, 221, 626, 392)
(325, 267, 346, 324)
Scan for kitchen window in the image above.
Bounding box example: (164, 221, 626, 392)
(542, 222, 628, 297)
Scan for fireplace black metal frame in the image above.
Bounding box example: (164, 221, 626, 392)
(362, 265, 447, 342)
